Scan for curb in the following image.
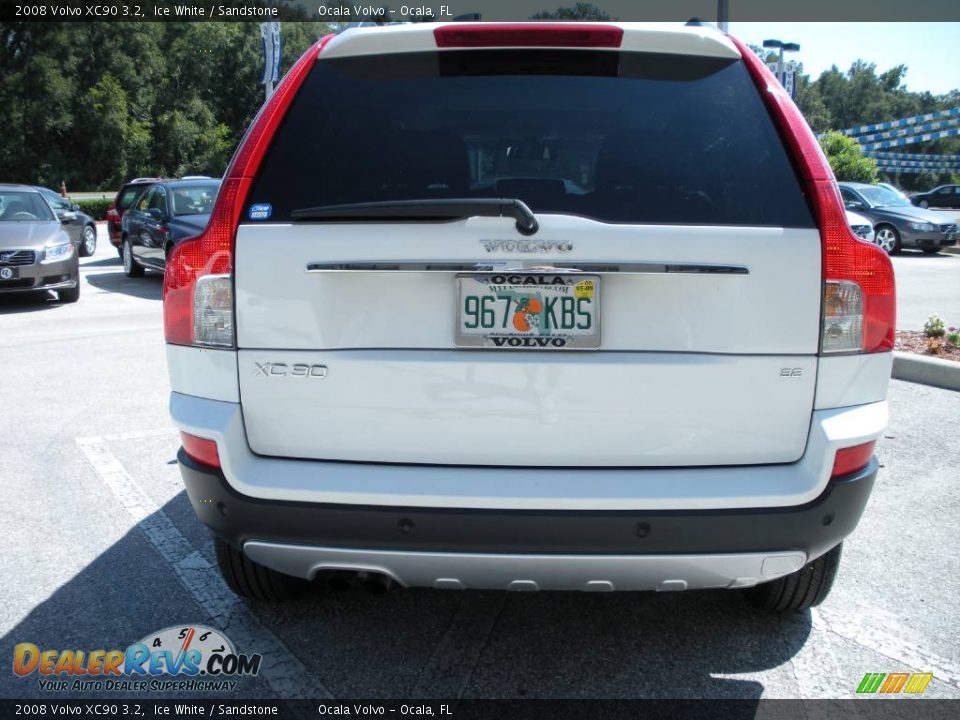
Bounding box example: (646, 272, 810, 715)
(943, 246, 960, 255)
(892, 351, 960, 392)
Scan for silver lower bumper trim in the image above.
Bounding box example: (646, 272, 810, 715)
(242, 541, 807, 592)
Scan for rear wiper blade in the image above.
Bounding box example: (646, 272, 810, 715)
(291, 198, 540, 236)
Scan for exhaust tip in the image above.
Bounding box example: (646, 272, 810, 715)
(325, 570, 359, 591)
(319, 569, 396, 593)
(362, 573, 395, 595)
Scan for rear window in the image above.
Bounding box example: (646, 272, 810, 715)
(118, 184, 148, 211)
(248, 50, 813, 227)
(171, 183, 220, 216)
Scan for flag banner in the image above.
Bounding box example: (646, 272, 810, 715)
(852, 117, 960, 144)
(861, 127, 960, 151)
(840, 107, 960, 137)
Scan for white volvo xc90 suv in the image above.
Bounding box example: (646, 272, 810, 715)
(164, 22, 895, 612)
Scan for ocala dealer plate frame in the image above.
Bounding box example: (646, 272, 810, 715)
(455, 272, 601, 350)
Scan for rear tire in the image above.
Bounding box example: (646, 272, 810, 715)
(80, 225, 97, 257)
(122, 238, 144, 278)
(745, 544, 842, 613)
(214, 537, 305, 602)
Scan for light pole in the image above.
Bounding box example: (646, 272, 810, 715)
(762, 39, 800, 85)
(717, 0, 729, 32)
(261, 22, 281, 102)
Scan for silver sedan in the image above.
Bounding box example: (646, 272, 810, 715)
(0, 184, 80, 303)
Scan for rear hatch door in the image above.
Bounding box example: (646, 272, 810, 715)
(234, 32, 821, 467)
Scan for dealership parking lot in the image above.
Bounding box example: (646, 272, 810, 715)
(0, 228, 958, 701)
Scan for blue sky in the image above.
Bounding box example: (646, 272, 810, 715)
(729, 22, 960, 95)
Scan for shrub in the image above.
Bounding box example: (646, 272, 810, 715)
(947, 326, 959, 348)
(74, 198, 112, 220)
(923, 314, 946, 338)
(818, 131, 879, 183)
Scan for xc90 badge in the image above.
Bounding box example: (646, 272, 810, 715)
(253, 362, 328, 378)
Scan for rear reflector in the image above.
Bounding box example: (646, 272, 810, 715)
(180, 432, 220, 469)
(435, 24, 623, 48)
(831, 441, 875, 478)
(729, 33, 895, 354)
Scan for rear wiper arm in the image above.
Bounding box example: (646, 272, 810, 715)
(290, 198, 540, 236)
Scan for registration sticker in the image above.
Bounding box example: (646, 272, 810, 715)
(574, 279, 595, 299)
(248, 203, 272, 220)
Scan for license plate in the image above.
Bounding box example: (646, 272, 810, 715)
(0, 266, 19, 281)
(456, 273, 600, 349)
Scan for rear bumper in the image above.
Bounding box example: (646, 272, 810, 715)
(169, 392, 888, 511)
(180, 450, 876, 589)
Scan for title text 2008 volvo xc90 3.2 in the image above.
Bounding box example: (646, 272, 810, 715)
(163, 23, 895, 612)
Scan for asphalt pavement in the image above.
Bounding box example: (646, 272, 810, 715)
(891, 250, 960, 331)
(0, 227, 958, 701)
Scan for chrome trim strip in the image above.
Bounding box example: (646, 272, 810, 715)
(243, 541, 805, 591)
(306, 262, 749, 275)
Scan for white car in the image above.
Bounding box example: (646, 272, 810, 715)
(846, 210, 874, 241)
(163, 23, 895, 612)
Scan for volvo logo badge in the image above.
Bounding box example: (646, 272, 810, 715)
(481, 239, 573, 254)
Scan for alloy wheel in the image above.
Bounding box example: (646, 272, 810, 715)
(82, 226, 96, 256)
(874, 227, 897, 253)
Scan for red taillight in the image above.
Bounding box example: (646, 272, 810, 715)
(435, 23, 623, 48)
(730, 34, 895, 354)
(812, 181, 896, 353)
(181, 432, 221, 469)
(831, 441, 875, 478)
(163, 33, 336, 347)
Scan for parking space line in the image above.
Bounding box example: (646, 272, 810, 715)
(77, 428, 178, 444)
(815, 607, 960, 690)
(76, 434, 333, 700)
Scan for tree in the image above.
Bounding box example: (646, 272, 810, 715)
(1, 20, 957, 191)
(819, 132, 879, 183)
(0, 21, 332, 189)
(531, 3, 612, 20)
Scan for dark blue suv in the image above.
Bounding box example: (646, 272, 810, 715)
(121, 178, 220, 278)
